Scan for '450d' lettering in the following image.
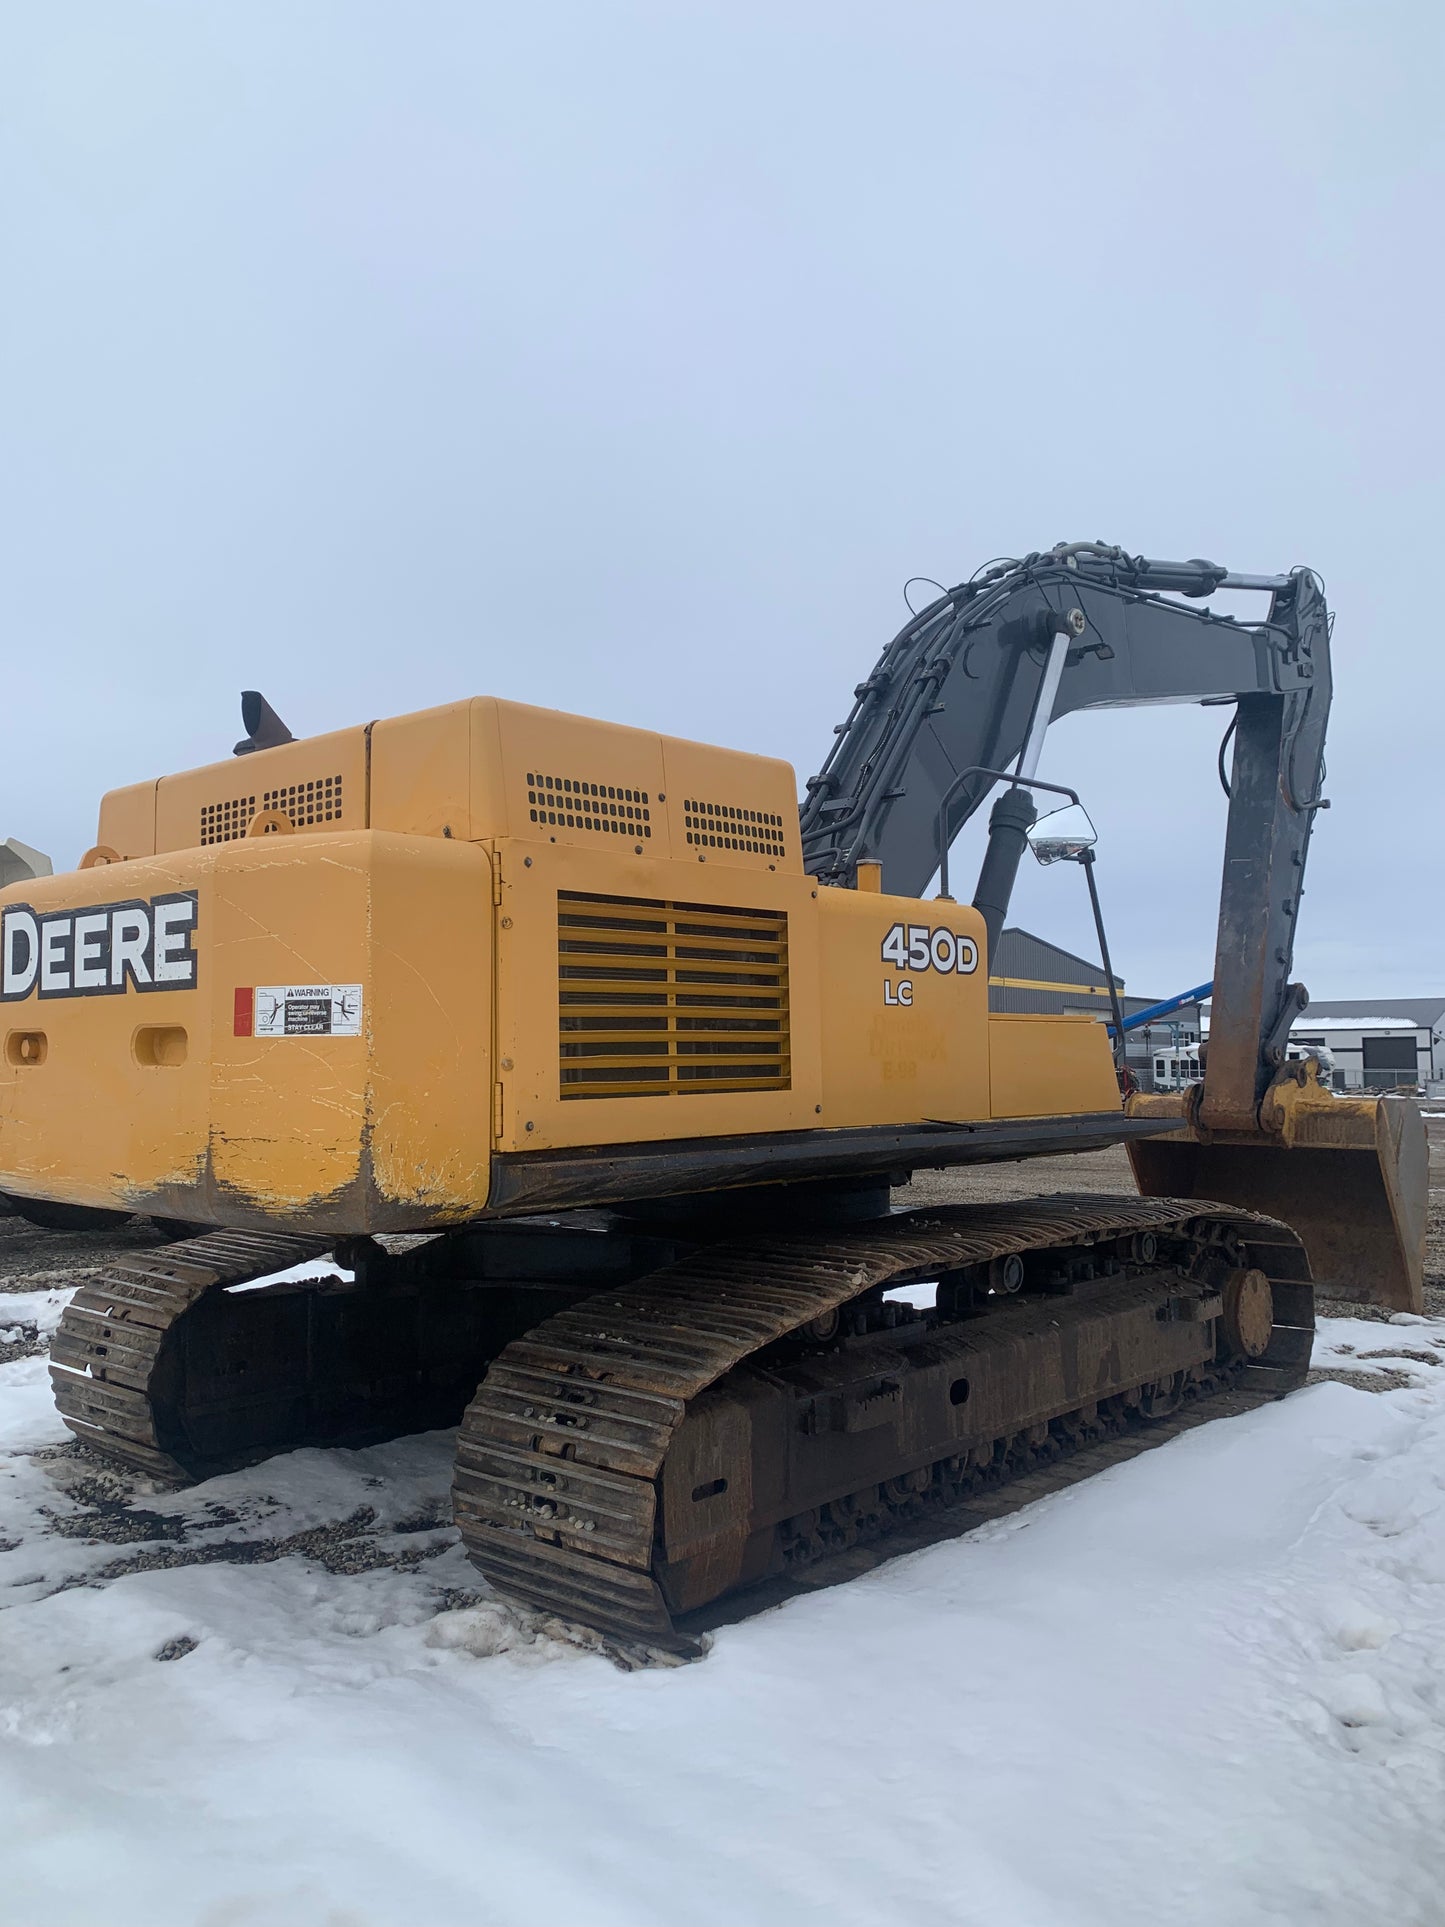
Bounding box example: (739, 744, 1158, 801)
(880, 922, 979, 975)
(1, 894, 198, 1001)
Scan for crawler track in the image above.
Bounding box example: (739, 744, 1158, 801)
(47, 1227, 523, 1481)
(50, 1229, 331, 1478)
(43, 1195, 1314, 1654)
(454, 1197, 1313, 1650)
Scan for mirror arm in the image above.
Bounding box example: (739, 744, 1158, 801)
(933, 765, 1121, 1073)
(935, 768, 1079, 900)
(1079, 847, 1127, 1069)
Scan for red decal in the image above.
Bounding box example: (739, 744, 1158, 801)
(233, 986, 254, 1037)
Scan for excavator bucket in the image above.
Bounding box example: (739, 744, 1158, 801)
(1126, 1075, 1429, 1313)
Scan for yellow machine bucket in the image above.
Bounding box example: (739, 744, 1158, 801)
(1127, 1065, 1429, 1313)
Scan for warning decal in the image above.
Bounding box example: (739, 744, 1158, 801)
(243, 984, 363, 1038)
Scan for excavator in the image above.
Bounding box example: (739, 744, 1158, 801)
(0, 542, 1427, 1651)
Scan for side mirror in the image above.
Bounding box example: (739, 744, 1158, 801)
(1026, 801, 1097, 866)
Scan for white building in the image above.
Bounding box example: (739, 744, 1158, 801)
(1203, 996, 1444, 1099)
(1288, 998, 1443, 1098)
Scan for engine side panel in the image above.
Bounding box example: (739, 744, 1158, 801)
(12, 696, 1122, 1231)
(989, 1011, 1121, 1119)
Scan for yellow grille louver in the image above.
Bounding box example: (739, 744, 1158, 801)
(558, 892, 790, 1099)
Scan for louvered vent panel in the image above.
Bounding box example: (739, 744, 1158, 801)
(558, 892, 790, 1099)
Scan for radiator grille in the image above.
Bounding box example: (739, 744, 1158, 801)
(263, 774, 344, 828)
(199, 773, 345, 846)
(200, 795, 257, 845)
(683, 796, 786, 858)
(528, 770, 652, 839)
(558, 892, 790, 1100)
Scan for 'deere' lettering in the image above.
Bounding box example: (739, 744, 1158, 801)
(0, 894, 198, 1003)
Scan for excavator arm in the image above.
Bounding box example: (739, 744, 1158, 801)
(801, 543, 1426, 1309)
(801, 543, 1327, 1127)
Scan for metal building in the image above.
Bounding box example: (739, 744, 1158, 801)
(1287, 998, 1445, 1098)
(988, 927, 1123, 1017)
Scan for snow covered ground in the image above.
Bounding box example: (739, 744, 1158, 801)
(4, 1301, 1445, 1927)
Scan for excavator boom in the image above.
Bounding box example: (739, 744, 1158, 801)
(802, 542, 1425, 1307)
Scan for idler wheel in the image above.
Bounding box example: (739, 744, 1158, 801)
(1223, 1267, 1274, 1359)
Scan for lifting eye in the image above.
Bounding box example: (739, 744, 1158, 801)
(691, 1477, 728, 1502)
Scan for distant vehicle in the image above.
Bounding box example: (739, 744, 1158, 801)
(1152, 1047, 1202, 1090)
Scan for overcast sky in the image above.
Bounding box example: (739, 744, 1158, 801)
(3, 2, 1440, 999)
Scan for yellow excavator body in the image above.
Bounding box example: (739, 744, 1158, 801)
(1, 540, 1430, 1649)
(0, 697, 1117, 1234)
